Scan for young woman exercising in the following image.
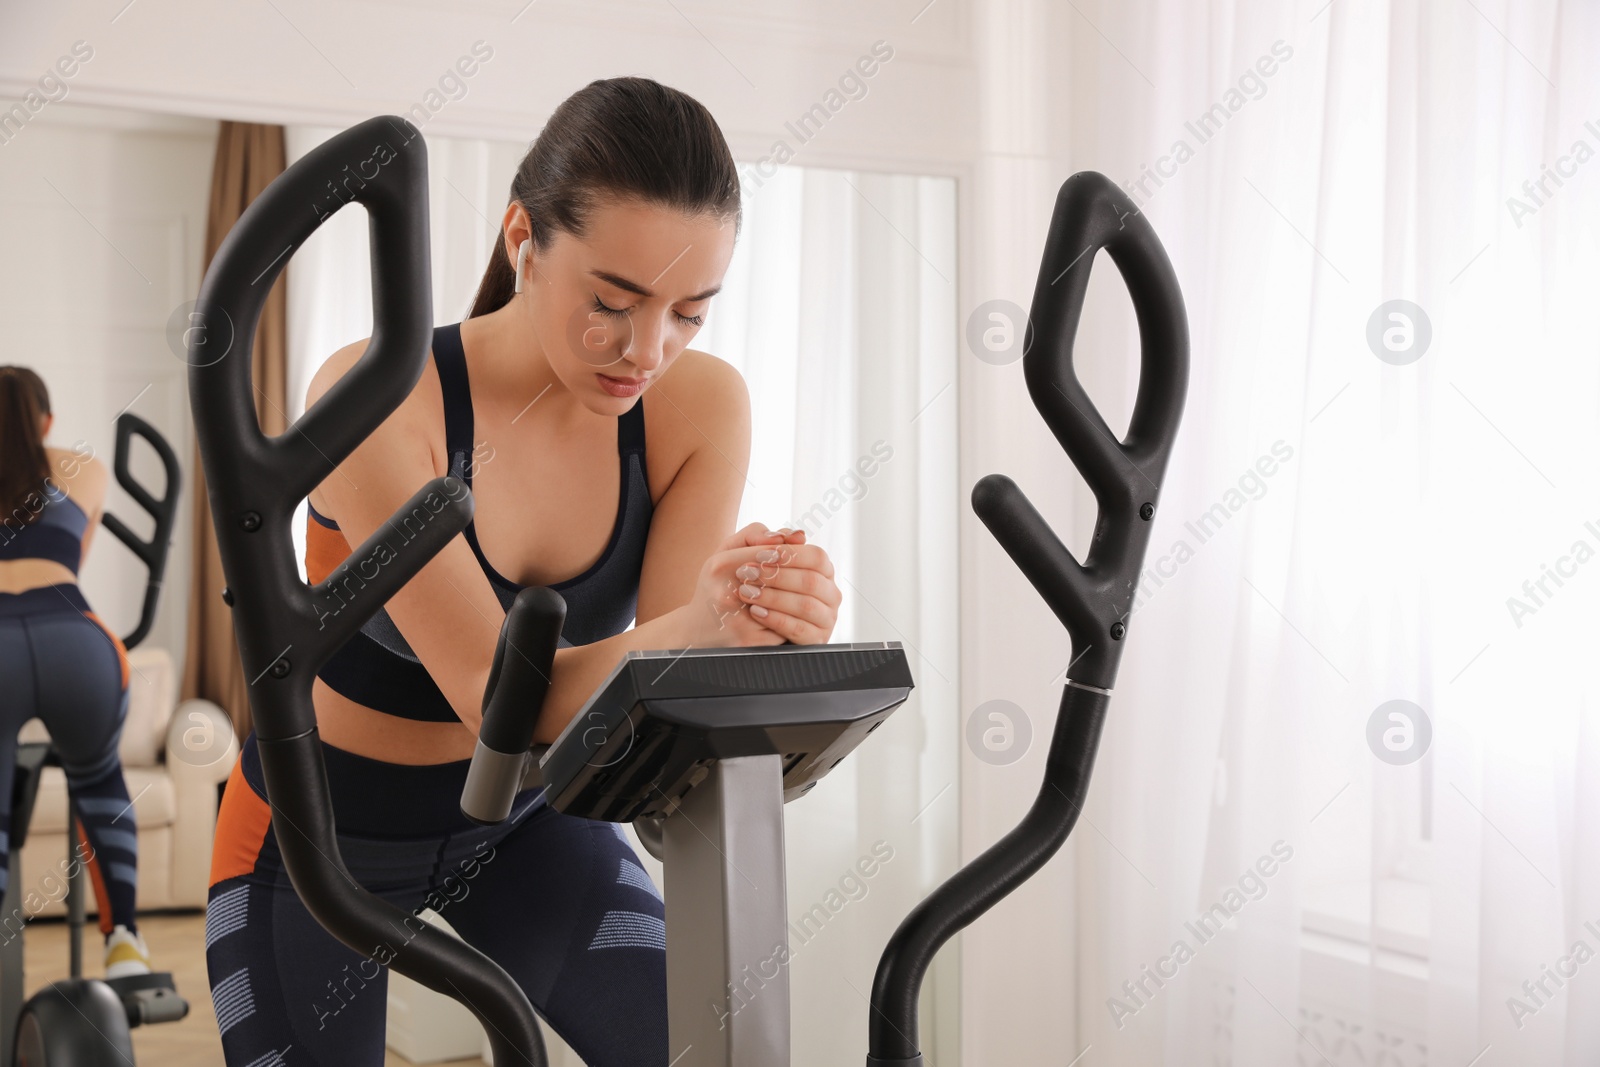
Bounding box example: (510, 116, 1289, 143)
(0, 366, 153, 978)
(204, 77, 841, 1065)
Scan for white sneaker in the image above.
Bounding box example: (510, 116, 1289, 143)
(103, 924, 151, 979)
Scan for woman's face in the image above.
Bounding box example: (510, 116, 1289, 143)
(507, 196, 737, 413)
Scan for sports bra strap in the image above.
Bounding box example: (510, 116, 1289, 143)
(433, 322, 475, 462)
(619, 397, 645, 455)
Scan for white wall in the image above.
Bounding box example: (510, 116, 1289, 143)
(0, 103, 217, 662)
(0, 0, 976, 176)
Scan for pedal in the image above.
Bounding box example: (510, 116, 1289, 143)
(104, 971, 190, 1026)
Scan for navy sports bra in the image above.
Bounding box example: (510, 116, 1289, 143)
(306, 322, 654, 723)
(0, 481, 88, 575)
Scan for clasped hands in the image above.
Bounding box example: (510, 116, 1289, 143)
(684, 522, 841, 648)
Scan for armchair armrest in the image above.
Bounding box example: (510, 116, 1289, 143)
(165, 699, 240, 785)
(164, 699, 240, 908)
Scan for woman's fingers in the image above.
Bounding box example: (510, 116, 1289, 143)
(737, 541, 830, 585)
(743, 604, 827, 644)
(703, 531, 837, 644)
(723, 522, 799, 553)
(719, 540, 824, 584)
(714, 523, 776, 557)
(737, 584, 833, 632)
(734, 565, 839, 615)
(733, 549, 840, 642)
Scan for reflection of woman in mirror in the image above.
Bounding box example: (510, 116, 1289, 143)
(205, 78, 841, 1064)
(0, 366, 154, 979)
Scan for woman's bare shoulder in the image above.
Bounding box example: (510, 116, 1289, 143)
(306, 336, 444, 432)
(653, 348, 749, 417)
(44, 446, 108, 512)
(641, 348, 751, 498)
(305, 336, 447, 513)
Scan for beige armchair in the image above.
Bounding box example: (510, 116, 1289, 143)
(17, 646, 239, 917)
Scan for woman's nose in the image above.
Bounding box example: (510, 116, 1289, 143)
(623, 317, 670, 373)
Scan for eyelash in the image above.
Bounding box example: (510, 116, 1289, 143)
(591, 295, 704, 328)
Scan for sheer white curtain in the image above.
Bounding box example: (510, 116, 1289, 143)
(1041, 2, 1600, 1064)
(282, 127, 961, 1063)
(698, 164, 961, 1064)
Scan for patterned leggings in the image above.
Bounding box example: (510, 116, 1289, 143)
(0, 585, 139, 936)
(205, 731, 667, 1066)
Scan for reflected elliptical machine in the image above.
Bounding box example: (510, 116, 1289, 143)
(187, 115, 1186, 1067)
(8, 414, 191, 1065)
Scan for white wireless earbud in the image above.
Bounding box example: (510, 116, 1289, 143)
(514, 239, 531, 294)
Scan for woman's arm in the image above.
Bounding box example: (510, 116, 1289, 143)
(306, 341, 509, 732)
(630, 353, 838, 648)
(308, 342, 827, 744)
(531, 353, 755, 741)
(635, 351, 752, 623)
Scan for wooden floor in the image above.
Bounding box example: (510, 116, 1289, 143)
(23, 910, 490, 1066)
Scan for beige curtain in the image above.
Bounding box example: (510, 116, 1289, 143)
(180, 122, 288, 741)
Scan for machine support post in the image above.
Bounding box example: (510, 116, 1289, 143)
(663, 754, 791, 1067)
(67, 804, 83, 980)
(0, 848, 21, 1060)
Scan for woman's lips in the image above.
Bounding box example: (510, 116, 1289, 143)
(596, 373, 647, 397)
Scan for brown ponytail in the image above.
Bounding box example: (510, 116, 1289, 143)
(467, 76, 742, 319)
(0, 366, 51, 527)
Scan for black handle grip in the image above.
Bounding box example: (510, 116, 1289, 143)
(866, 172, 1189, 1064)
(978, 170, 1188, 691)
(460, 587, 567, 826)
(307, 476, 475, 657)
(1027, 171, 1187, 510)
(99, 413, 182, 649)
(186, 115, 546, 1065)
(189, 115, 467, 721)
(480, 587, 567, 755)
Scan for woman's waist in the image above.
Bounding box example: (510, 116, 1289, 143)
(239, 728, 541, 839)
(0, 579, 90, 617)
(312, 678, 480, 764)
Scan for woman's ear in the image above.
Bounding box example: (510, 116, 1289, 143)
(501, 204, 534, 275)
(39, 413, 53, 440)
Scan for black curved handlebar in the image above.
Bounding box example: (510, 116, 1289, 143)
(981, 170, 1188, 692)
(186, 115, 546, 1065)
(461, 586, 567, 826)
(479, 588, 567, 755)
(100, 412, 181, 649)
(866, 172, 1189, 1065)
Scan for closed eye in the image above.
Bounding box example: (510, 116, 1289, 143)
(591, 294, 704, 328)
(591, 295, 629, 319)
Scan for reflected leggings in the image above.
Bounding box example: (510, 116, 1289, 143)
(0, 584, 139, 936)
(205, 731, 668, 1066)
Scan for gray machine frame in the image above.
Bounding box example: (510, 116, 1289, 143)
(468, 640, 916, 1067)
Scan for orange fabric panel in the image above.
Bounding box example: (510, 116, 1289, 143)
(81, 610, 129, 690)
(210, 755, 273, 887)
(74, 816, 116, 936)
(305, 514, 350, 585)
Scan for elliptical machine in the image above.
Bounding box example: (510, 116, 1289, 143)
(187, 114, 1186, 1066)
(8, 413, 191, 1065)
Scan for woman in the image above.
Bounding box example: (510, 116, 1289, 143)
(0, 366, 152, 978)
(204, 77, 841, 1065)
